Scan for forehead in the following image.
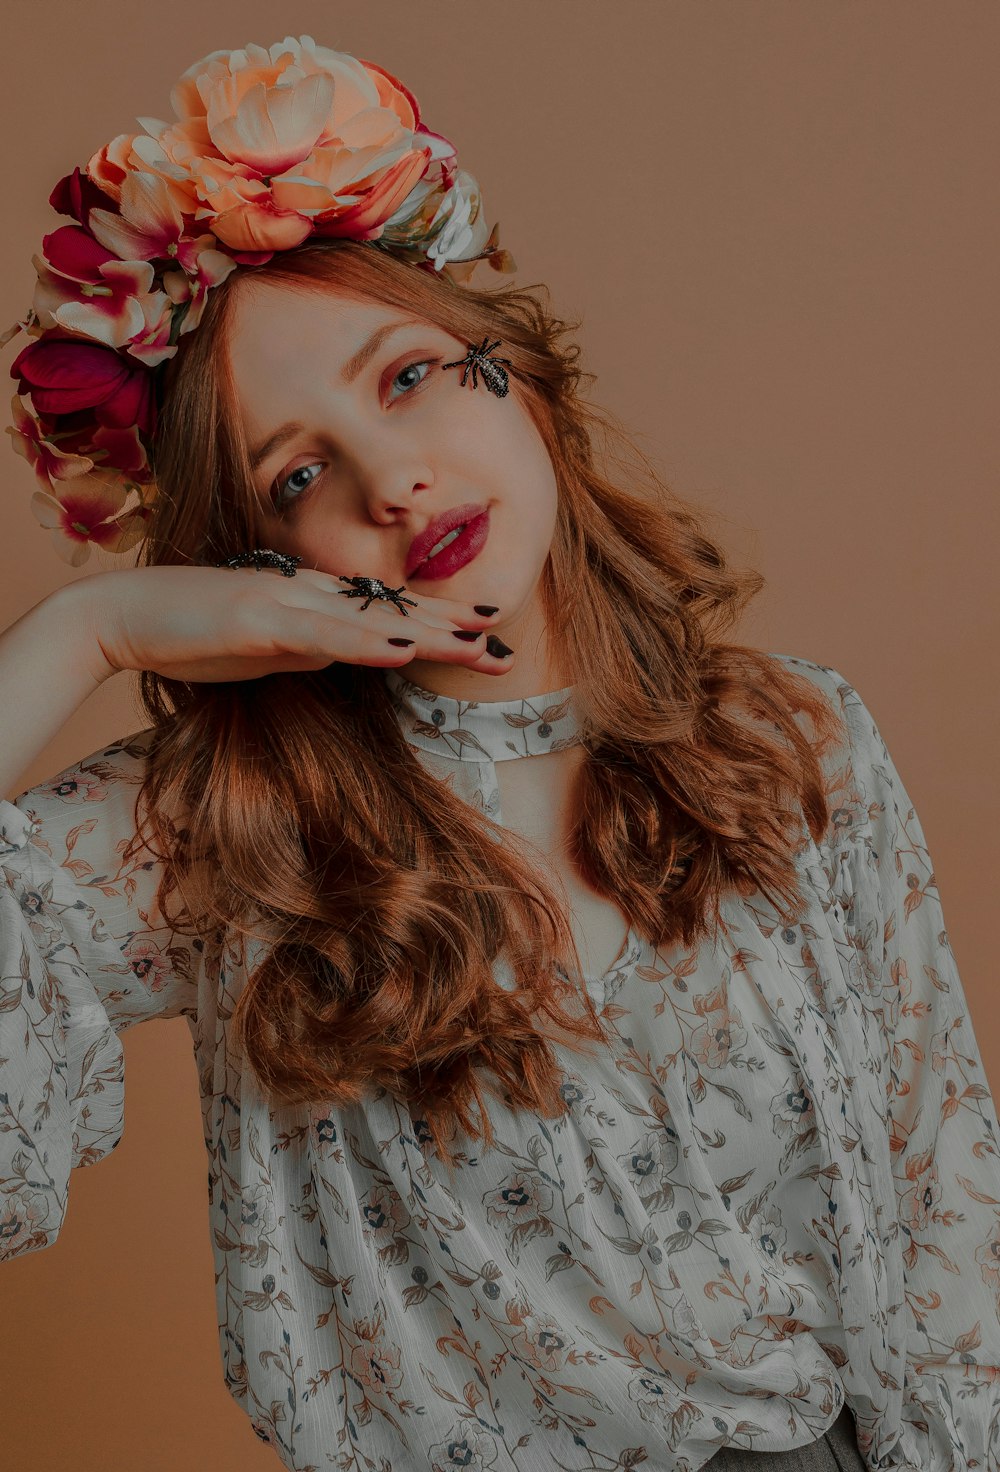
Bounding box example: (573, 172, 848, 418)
(227, 278, 411, 363)
(223, 279, 433, 425)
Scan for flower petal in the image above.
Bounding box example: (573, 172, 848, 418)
(210, 201, 311, 252)
(41, 224, 113, 283)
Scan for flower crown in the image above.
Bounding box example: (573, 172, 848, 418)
(4, 35, 515, 566)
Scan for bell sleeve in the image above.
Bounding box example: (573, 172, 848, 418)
(813, 664, 1000, 1470)
(0, 731, 200, 1263)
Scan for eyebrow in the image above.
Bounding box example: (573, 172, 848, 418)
(248, 317, 426, 473)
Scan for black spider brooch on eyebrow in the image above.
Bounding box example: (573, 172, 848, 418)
(441, 336, 512, 397)
(337, 576, 419, 614)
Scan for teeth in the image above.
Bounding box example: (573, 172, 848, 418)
(427, 525, 465, 558)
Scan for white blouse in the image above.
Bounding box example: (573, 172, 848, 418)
(1, 653, 997, 1471)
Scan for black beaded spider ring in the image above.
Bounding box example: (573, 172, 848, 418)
(337, 576, 418, 614)
(215, 548, 302, 577)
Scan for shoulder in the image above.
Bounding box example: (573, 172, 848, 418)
(11, 726, 159, 850)
(766, 651, 851, 706)
(765, 651, 874, 748)
(765, 652, 903, 840)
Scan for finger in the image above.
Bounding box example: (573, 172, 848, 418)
(282, 575, 502, 634)
(295, 569, 502, 628)
(283, 606, 514, 671)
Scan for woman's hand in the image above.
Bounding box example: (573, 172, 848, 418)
(69, 565, 514, 684)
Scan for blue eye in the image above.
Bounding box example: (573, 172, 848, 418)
(389, 359, 432, 399)
(273, 462, 322, 513)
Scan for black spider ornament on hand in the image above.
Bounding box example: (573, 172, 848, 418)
(441, 336, 512, 397)
(337, 576, 419, 614)
(215, 549, 302, 577)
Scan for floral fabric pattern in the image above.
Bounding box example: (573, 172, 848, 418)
(1, 655, 998, 1471)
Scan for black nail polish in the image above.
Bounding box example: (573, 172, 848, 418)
(474, 604, 499, 616)
(453, 630, 482, 642)
(486, 634, 513, 658)
(387, 637, 414, 646)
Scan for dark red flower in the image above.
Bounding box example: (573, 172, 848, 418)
(11, 338, 156, 436)
(48, 168, 117, 228)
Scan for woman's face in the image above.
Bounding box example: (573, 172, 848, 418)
(223, 277, 564, 695)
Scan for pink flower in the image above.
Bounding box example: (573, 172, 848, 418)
(31, 224, 173, 362)
(11, 337, 156, 435)
(119, 292, 175, 366)
(71, 422, 148, 476)
(30, 467, 152, 566)
(87, 35, 435, 253)
(161, 237, 238, 334)
(6, 394, 94, 489)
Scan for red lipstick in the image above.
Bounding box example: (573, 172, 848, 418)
(409, 511, 490, 581)
(405, 501, 489, 579)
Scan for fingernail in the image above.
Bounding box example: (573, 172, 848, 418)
(453, 630, 482, 642)
(474, 604, 499, 616)
(387, 637, 415, 646)
(486, 635, 513, 658)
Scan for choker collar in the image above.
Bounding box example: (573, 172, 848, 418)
(382, 668, 581, 762)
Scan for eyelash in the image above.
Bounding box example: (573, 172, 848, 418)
(271, 358, 436, 514)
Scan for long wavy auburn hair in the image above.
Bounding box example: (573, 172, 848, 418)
(129, 239, 846, 1162)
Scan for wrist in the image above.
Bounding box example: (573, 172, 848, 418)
(40, 577, 120, 686)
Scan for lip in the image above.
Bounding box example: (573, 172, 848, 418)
(409, 511, 490, 581)
(405, 501, 489, 578)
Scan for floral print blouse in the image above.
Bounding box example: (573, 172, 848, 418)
(1, 654, 998, 1472)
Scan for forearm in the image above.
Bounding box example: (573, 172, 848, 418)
(0, 582, 116, 799)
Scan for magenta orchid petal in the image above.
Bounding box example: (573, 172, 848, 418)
(124, 292, 177, 366)
(8, 395, 95, 489)
(93, 504, 153, 553)
(33, 471, 152, 561)
(30, 469, 132, 568)
(88, 424, 147, 474)
(201, 246, 238, 282)
(33, 244, 159, 351)
(41, 224, 114, 282)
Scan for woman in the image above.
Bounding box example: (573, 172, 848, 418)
(1, 35, 997, 1472)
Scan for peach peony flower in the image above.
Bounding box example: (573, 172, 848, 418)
(87, 36, 435, 254)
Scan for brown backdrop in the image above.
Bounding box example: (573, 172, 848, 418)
(3, 3, 997, 1466)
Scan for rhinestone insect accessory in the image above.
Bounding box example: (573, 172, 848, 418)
(215, 549, 302, 577)
(337, 576, 419, 614)
(440, 336, 512, 397)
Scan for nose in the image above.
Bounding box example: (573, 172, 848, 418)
(356, 447, 436, 524)
(363, 468, 432, 526)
